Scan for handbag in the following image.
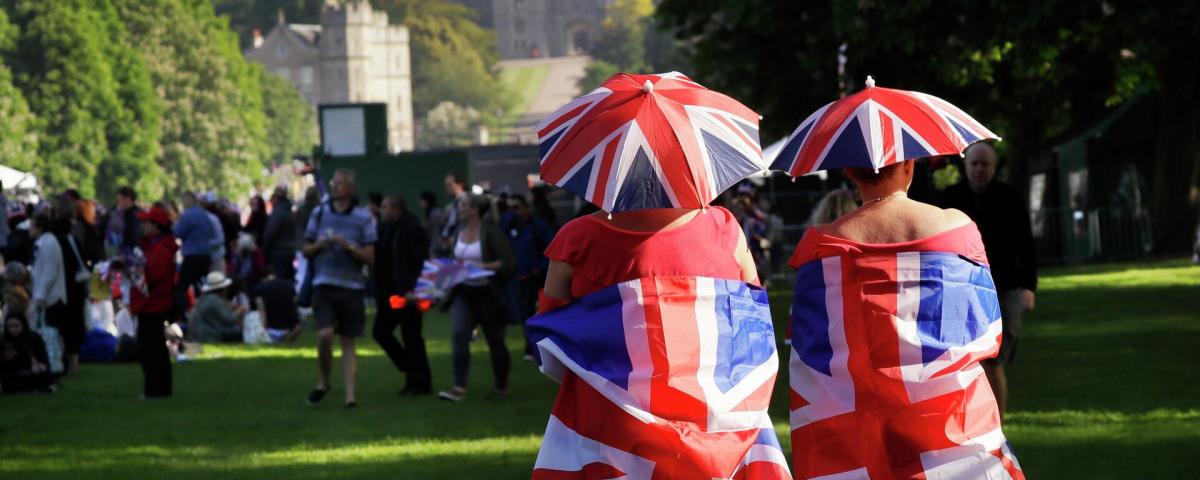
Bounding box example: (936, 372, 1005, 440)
(296, 203, 326, 307)
(33, 308, 65, 374)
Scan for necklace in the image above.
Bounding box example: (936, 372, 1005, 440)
(862, 191, 906, 204)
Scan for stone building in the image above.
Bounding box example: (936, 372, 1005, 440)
(454, 0, 608, 59)
(244, 0, 415, 152)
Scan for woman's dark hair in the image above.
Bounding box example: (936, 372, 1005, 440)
(384, 195, 408, 214)
(418, 191, 437, 218)
(4, 313, 28, 337)
(844, 161, 912, 188)
(31, 213, 52, 232)
(117, 186, 137, 201)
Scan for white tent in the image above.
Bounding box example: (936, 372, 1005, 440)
(0, 164, 37, 191)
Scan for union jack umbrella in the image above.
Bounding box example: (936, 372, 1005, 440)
(770, 76, 999, 176)
(537, 72, 765, 212)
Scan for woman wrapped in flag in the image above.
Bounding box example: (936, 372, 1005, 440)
(526, 72, 792, 479)
(774, 78, 1025, 479)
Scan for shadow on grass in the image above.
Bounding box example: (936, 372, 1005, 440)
(1, 438, 542, 480)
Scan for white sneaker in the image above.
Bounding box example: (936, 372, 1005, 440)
(437, 387, 466, 402)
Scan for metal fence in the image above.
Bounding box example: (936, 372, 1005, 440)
(1032, 206, 1154, 264)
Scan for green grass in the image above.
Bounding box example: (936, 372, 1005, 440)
(498, 64, 550, 126)
(3, 259, 1199, 478)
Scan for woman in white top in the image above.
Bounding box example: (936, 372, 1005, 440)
(438, 193, 515, 402)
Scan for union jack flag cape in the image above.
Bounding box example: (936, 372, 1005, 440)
(789, 250, 1025, 479)
(527, 276, 792, 479)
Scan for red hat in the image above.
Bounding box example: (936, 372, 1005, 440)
(136, 206, 171, 228)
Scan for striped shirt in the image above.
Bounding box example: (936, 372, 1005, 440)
(305, 202, 377, 290)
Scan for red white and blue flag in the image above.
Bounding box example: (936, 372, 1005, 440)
(770, 78, 999, 176)
(413, 258, 493, 300)
(789, 252, 1025, 479)
(537, 72, 765, 212)
(527, 276, 791, 479)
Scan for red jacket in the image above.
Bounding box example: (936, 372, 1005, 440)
(130, 233, 178, 315)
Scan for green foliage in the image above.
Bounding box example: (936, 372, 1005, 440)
(0, 10, 36, 173)
(658, 0, 1200, 252)
(377, 0, 512, 127)
(420, 101, 481, 148)
(0, 0, 311, 202)
(593, 0, 653, 72)
(2, 0, 160, 200)
(577, 60, 619, 93)
(111, 0, 270, 199)
(260, 65, 315, 167)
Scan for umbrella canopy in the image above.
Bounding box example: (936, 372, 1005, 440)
(537, 72, 764, 213)
(770, 76, 999, 176)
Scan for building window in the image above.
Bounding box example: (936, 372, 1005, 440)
(274, 67, 290, 80)
(299, 66, 314, 86)
(275, 42, 288, 58)
(515, 18, 526, 34)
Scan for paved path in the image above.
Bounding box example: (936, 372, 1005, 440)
(498, 55, 591, 128)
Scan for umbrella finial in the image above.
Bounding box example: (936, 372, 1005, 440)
(865, 75, 876, 88)
(643, 80, 654, 93)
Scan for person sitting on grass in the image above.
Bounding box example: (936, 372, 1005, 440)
(188, 271, 244, 343)
(253, 272, 302, 343)
(0, 313, 58, 394)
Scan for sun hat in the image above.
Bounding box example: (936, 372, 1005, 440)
(200, 271, 233, 293)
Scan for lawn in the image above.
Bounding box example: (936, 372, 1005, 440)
(2, 259, 1198, 478)
(498, 63, 550, 126)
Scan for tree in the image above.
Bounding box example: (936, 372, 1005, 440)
(1, 0, 160, 201)
(260, 65, 315, 167)
(578, 60, 619, 93)
(420, 101, 481, 148)
(658, 0, 1200, 253)
(0, 9, 36, 173)
(378, 0, 512, 123)
(594, 0, 654, 72)
(113, 0, 268, 199)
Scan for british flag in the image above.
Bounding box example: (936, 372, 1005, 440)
(770, 77, 999, 176)
(413, 258, 493, 300)
(527, 276, 791, 479)
(537, 72, 765, 212)
(789, 251, 1025, 479)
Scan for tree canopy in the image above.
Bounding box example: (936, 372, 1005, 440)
(657, 0, 1200, 252)
(0, 0, 314, 202)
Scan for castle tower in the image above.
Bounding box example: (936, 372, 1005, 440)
(247, 0, 414, 152)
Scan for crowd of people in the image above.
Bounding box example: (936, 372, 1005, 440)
(0, 146, 1037, 421)
(0, 165, 573, 403)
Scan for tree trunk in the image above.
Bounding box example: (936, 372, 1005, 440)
(1150, 53, 1200, 254)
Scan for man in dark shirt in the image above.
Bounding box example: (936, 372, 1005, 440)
(501, 195, 552, 361)
(261, 186, 297, 280)
(116, 186, 141, 254)
(372, 195, 432, 395)
(254, 273, 301, 343)
(937, 142, 1038, 418)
